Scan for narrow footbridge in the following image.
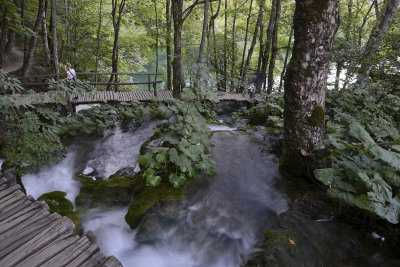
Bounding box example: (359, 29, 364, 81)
(11, 90, 263, 106)
(0, 178, 122, 267)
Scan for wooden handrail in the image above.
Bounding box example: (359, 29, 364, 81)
(21, 81, 162, 86)
(17, 72, 162, 79)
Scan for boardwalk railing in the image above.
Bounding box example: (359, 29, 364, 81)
(18, 72, 162, 96)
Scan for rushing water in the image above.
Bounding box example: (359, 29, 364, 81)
(21, 119, 159, 203)
(20, 123, 398, 266)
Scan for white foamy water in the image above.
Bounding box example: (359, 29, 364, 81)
(207, 124, 236, 132)
(22, 151, 80, 204)
(86, 120, 160, 179)
(0, 159, 4, 173)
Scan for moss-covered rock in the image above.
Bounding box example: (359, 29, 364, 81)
(38, 191, 81, 234)
(124, 180, 186, 229)
(75, 174, 145, 209)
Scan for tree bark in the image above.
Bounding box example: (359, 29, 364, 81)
(207, 0, 221, 68)
(241, 0, 266, 92)
(154, 0, 159, 96)
(95, 0, 103, 82)
(166, 0, 172, 91)
(230, 1, 237, 90)
(0, 5, 9, 69)
(50, 0, 59, 78)
(41, 0, 51, 68)
(198, 0, 209, 65)
(21, 0, 46, 77)
(357, 0, 400, 85)
(172, 0, 185, 98)
(281, 0, 340, 176)
(266, 0, 281, 94)
(255, 0, 275, 93)
(223, 0, 227, 91)
(107, 0, 126, 91)
(239, 0, 253, 78)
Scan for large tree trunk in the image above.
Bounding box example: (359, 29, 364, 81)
(223, 0, 227, 91)
(95, 0, 103, 82)
(153, 0, 159, 96)
(107, 0, 126, 91)
(255, 0, 275, 93)
(50, 0, 59, 78)
(207, 0, 221, 68)
(166, 0, 172, 91)
(21, 0, 46, 77)
(281, 0, 340, 176)
(0, 5, 9, 69)
(41, 0, 51, 68)
(172, 0, 184, 98)
(198, 0, 209, 65)
(239, 0, 253, 79)
(357, 0, 400, 85)
(230, 1, 237, 90)
(266, 0, 281, 94)
(241, 0, 266, 92)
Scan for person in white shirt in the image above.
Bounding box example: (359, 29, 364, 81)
(62, 63, 76, 81)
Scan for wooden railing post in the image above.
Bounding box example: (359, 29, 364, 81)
(153, 81, 158, 97)
(147, 74, 151, 91)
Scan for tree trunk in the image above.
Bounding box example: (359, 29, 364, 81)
(0, 5, 9, 69)
(241, 0, 266, 92)
(154, 0, 159, 96)
(239, 0, 253, 78)
(95, 0, 103, 82)
(107, 0, 126, 91)
(50, 0, 59, 78)
(21, 0, 46, 77)
(172, 0, 185, 98)
(166, 0, 172, 91)
(278, 22, 293, 91)
(230, 1, 237, 90)
(198, 0, 209, 65)
(41, 0, 51, 68)
(255, 0, 275, 93)
(223, 0, 227, 91)
(207, 0, 221, 68)
(281, 0, 340, 176)
(266, 0, 281, 94)
(357, 0, 400, 85)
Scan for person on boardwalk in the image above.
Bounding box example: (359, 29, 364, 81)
(62, 63, 76, 81)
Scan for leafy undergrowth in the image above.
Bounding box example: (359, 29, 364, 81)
(315, 88, 400, 223)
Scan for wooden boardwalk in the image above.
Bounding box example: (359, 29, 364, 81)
(0, 178, 122, 267)
(9, 90, 263, 106)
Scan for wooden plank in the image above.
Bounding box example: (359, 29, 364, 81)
(0, 200, 48, 225)
(0, 189, 26, 211)
(0, 216, 74, 266)
(17, 233, 79, 267)
(0, 184, 21, 200)
(40, 236, 92, 267)
(65, 243, 100, 267)
(0, 178, 7, 186)
(0, 198, 34, 221)
(102, 256, 123, 267)
(0, 213, 58, 257)
(0, 183, 8, 192)
(80, 250, 106, 267)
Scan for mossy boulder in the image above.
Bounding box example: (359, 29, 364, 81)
(248, 102, 283, 127)
(75, 174, 145, 209)
(124, 180, 186, 229)
(38, 191, 81, 234)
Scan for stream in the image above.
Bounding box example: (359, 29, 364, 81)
(19, 120, 398, 266)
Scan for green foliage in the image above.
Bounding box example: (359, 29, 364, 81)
(316, 88, 400, 224)
(138, 99, 215, 188)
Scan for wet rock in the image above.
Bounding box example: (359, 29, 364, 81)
(2, 168, 17, 186)
(85, 230, 97, 244)
(110, 163, 141, 177)
(83, 167, 95, 176)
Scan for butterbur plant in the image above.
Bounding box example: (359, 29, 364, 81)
(138, 99, 216, 188)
